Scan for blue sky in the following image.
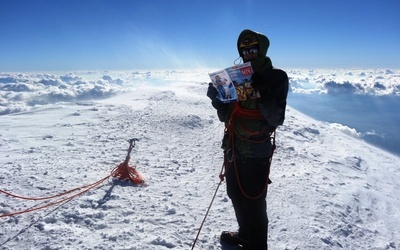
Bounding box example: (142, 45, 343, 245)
(1, 0, 399, 71)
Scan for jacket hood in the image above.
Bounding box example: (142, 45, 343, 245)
(237, 29, 272, 72)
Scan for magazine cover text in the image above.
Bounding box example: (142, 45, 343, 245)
(209, 62, 259, 103)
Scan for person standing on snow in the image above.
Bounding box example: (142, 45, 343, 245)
(207, 29, 289, 250)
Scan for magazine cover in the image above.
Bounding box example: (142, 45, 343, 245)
(209, 62, 259, 103)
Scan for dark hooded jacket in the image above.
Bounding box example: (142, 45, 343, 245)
(217, 29, 289, 158)
(237, 29, 272, 73)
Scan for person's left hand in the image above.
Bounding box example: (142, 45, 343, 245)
(251, 72, 268, 93)
(251, 72, 272, 102)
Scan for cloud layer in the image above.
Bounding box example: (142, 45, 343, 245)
(289, 69, 400, 95)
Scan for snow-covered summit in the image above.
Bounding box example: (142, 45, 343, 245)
(0, 71, 399, 249)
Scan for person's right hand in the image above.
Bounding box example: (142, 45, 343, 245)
(207, 83, 228, 111)
(207, 82, 218, 100)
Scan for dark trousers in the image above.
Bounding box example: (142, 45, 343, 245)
(226, 156, 270, 250)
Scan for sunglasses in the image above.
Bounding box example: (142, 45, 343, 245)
(242, 46, 258, 55)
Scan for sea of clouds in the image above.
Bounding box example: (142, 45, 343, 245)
(0, 70, 209, 115)
(289, 68, 400, 95)
(1, 68, 400, 155)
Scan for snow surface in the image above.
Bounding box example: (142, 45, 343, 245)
(1, 70, 400, 250)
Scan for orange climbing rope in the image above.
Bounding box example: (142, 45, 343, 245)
(0, 175, 109, 218)
(0, 139, 144, 218)
(111, 138, 144, 185)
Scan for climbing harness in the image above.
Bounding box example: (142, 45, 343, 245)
(223, 102, 276, 199)
(192, 103, 278, 249)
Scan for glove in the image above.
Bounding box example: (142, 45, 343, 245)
(251, 72, 272, 103)
(207, 82, 218, 100)
(207, 83, 228, 111)
(251, 72, 268, 93)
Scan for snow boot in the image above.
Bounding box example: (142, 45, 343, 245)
(220, 231, 248, 248)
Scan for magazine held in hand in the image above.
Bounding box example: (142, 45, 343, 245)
(209, 62, 260, 103)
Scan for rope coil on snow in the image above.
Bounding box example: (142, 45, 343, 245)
(0, 139, 144, 218)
